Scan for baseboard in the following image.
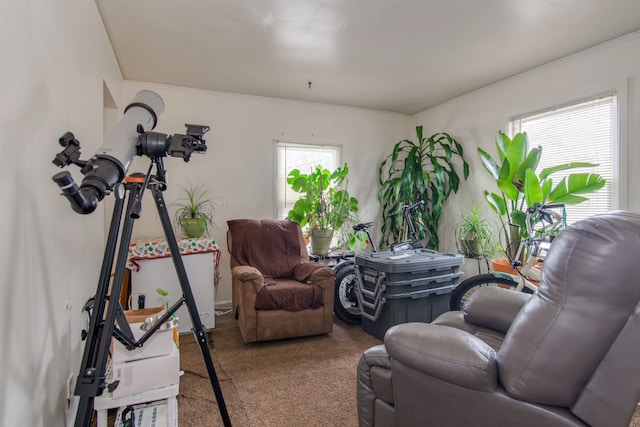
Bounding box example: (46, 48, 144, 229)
(215, 300, 232, 310)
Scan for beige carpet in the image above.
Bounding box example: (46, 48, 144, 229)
(177, 317, 381, 427)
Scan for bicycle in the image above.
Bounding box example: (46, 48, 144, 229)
(332, 201, 428, 324)
(449, 203, 566, 311)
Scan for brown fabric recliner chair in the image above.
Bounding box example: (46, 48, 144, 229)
(357, 210, 640, 427)
(227, 219, 334, 343)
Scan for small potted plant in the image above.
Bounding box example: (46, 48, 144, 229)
(173, 183, 220, 238)
(453, 203, 495, 258)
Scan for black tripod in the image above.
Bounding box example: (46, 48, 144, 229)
(72, 156, 231, 426)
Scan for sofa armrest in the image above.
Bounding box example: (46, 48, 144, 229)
(231, 265, 265, 293)
(357, 345, 393, 427)
(463, 286, 530, 333)
(307, 265, 335, 290)
(384, 323, 498, 392)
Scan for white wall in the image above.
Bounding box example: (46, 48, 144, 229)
(120, 82, 410, 307)
(0, 1, 122, 426)
(412, 32, 640, 255)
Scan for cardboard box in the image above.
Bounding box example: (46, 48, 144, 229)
(110, 352, 180, 399)
(112, 322, 177, 363)
(122, 307, 166, 324)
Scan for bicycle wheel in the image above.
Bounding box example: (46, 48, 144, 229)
(333, 263, 362, 324)
(449, 273, 531, 311)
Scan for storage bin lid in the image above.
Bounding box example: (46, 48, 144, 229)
(355, 249, 463, 273)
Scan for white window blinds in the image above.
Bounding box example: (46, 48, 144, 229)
(274, 141, 340, 220)
(509, 94, 616, 224)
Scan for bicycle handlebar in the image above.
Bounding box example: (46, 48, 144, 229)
(384, 200, 425, 218)
(526, 203, 565, 214)
(402, 200, 425, 213)
(525, 203, 566, 239)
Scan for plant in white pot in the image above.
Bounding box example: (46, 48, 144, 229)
(286, 164, 363, 255)
(173, 183, 220, 238)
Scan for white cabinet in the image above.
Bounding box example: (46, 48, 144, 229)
(131, 252, 215, 333)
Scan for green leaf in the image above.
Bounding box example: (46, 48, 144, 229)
(495, 131, 510, 162)
(494, 133, 529, 201)
(524, 168, 543, 206)
(286, 168, 301, 185)
(478, 148, 500, 180)
(539, 162, 600, 180)
(442, 143, 452, 162)
(510, 132, 529, 160)
(497, 159, 519, 201)
(511, 210, 527, 229)
(541, 177, 553, 201)
(513, 146, 541, 192)
(483, 190, 507, 216)
(503, 132, 528, 173)
(453, 140, 464, 156)
(548, 173, 606, 203)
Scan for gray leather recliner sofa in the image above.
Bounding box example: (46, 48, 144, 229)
(357, 211, 640, 427)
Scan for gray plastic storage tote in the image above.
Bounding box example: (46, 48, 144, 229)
(355, 249, 464, 340)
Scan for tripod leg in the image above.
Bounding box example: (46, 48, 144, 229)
(151, 187, 232, 427)
(73, 183, 142, 426)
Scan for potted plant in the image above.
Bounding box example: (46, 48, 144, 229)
(378, 126, 469, 250)
(286, 164, 363, 255)
(172, 183, 220, 238)
(453, 203, 496, 258)
(478, 130, 606, 260)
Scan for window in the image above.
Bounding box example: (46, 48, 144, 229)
(274, 141, 341, 220)
(509, 94, 616, 224)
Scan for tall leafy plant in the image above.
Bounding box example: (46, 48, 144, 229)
(378, 126, 469, 250)
(478, 131, 606, 258)
(286, 164, 365, 250)
(286, 164, 358, 231)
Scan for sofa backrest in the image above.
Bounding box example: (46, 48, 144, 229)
(497, 211, 640, 425)
(227, 219, 309, 277)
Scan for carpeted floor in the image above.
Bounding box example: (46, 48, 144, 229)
(177, 313, 381, 427)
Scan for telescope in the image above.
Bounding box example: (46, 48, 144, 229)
(52, 91, 230, 426)
(52, 90, 208, 214)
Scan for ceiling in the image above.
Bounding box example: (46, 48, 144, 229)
(96, 0, 640, 114)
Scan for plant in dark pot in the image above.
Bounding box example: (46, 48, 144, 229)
(378, 126, 469, 250)
(453, 203, 496, 258)
(478, 130, 606, 261)
(173, 183, 220, 238)
(286, 164, 362, 255)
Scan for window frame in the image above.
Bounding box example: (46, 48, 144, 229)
(507, 93, 619, 223)
(273, 139, 342, 221)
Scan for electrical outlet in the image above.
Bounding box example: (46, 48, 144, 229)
(66, 373, 74, 412)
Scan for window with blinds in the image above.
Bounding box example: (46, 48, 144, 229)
(274, 141, 341, 220)
(509, 94, 617, 224)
